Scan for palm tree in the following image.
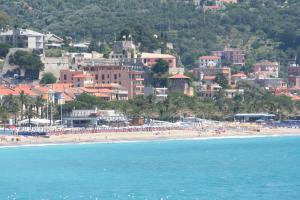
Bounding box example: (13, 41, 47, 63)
(34, 96, 45, 118)
(18, 91, 28, 120)
(2, 94, 20, 124)
(0, 108, 9, 134)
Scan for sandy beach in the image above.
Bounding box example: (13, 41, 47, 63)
(1, 126, 300, 147)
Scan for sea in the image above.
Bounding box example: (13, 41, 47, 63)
(0, 136, 300, 200)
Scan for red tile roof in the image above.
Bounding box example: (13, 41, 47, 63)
(46, 83, 73, 92)
(0, 88, 18, 96)
(169, 74, 190, 79)
(14, 85, 38, 96)
(199, 55, 221, 60)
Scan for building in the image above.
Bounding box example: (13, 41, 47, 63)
(193, 67, 231, 83)
(44, 33, 64, 48)
(144, 87, 168, 102)
(198, 55, 221, 68)
(224, 89, 244, 98)
(197, 83, 243, 98)
(60, 59, 144, 98)
(218, 0, 238, 3)
(169, 74, 193, 96)
(198, 83, 222, 98)
(140, 52, 177, 68)
(169, 67, 185, 75)
(212, 47, 245, 66)
(255, 78, 287, 90)
(253, 61, 279, 78)
(83, 84, 129, 101)
(82, 64, 144, 98)
(231, 72, 247, 85)
(0, 28, 44, 50)
(234, 113, 275, 123)
(287, 60, 300, 86)
(60, 70, 94, 87)
(109, 40, 137, 60)
(41, 56, 70, 79)
(63, 109, 128, 127)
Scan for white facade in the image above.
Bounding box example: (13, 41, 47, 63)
(198, 56, 221, 68)
(0, 29, 45, 50)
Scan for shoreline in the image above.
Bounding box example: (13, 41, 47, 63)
(1, 127, 300, 148)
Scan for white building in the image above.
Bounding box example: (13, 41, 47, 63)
(198, 55, 221, 68)
(44, 33, 64, 48)
(0, 28, 44, 50)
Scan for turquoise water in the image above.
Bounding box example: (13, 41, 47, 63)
(0, 136, 300, 200)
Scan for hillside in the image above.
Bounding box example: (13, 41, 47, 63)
(0, 0, 299, 68)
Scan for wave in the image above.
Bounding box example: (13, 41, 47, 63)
(0, 133, 299, 149)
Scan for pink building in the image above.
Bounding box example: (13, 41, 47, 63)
(253, 61, 279, 78)
(84, 66, 143, 98)
(80, 60, 145, 98)
(212, 47, 245, 66)
(60, 70, 94, 87)
(60, 65, 143, 99)
(140, 53, 177, 68)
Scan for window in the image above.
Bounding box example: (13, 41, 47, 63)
(102, 74, 105, 80)
(114, 74, 117, 80)
(107, 74, 110, 78)
(64, 74, 67, 80)
(95, 75, 98, 80)
(119, 82, 122, 85)
(119, 73, 121, 78)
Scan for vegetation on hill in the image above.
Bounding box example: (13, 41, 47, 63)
(0, 44, 11, 58)
(0, 11, 10, 28)
(9, 50, 44, 79)
(0, 0, 299, 71)
(150, 59, 170, 87)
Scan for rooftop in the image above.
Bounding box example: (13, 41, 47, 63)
(141, 52, 175, 59)
(169, 74, 190, 79)
(0, 29, 44, 37)
(199, 55, 221, 60)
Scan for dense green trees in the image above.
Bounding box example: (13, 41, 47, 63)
(0, 93, 46, 124)
(40, 72, 57, 84)
(9, 50, 44, 79)
(151, 59, 170, 87)
(1, 0, 298, 68)
(215, 73, 229, 89)
(0, 44, 11, 58)
(0, 11, 9, 28)
(61, 81, 299, 121)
